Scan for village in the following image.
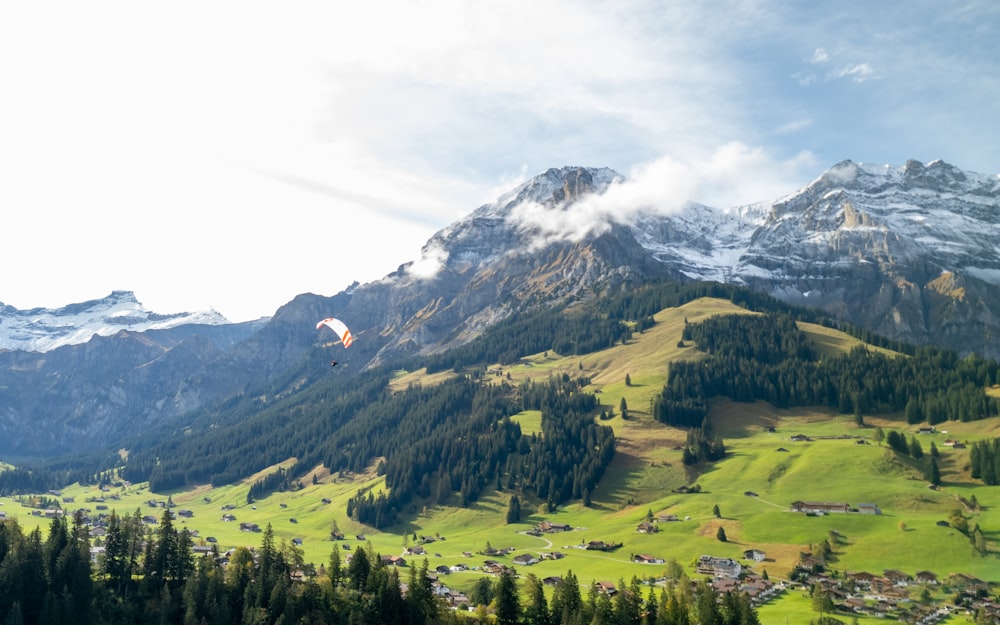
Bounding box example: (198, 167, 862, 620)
(5, 484, 997, 622)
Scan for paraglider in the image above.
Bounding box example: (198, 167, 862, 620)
(316, 317, 354, 348)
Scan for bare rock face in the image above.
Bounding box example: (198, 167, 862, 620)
(3, 160, 1000, 457)
(727, 160, 1000, 357)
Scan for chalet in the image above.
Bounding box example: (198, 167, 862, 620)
(632, 554, 665, 564)
(870, 576, 893, 594)
(89, 546, 106, 565)
(192, 545, 214, 556)
(636, 522, 658, 534)
(177, 509, 194, 518)
(222, 514, 237, 522)
(917, 426, 935, 434)
(540, 552, 565, 561)
(883, 569, 913, 586)
(206, 537, 217, 543)
(292, 538, 303, 546)
(916, 570, 938, 585)
(857, 503, 882, 515)
(848, 571, 876, 589)
(484, 562, 514, 576)
(585, 540, 621, 552)
(142, 515, 158, 525)
(442, 591, 470, 607)
(741, 577, 778, 603)
(538, 521, 572, 533)
(512, 553, 538, 566)
(404, 545, 426, 556)
(790, 434, 811, 442)
(90, 527, 107, 538)
(696, 555, 742, 579)
(449, 563, 468, 573)
(321, 498, 331, 504)
(743, 549, 766, 562)
(790, 501, 850, 514)
(596, 581, 617, 596)
(95, 504, 108, 511)
(239, 522, 261, 532)
(542, 576, 563, 587)
(381, 555, 407, 567)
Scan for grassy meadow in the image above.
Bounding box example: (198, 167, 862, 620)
(3, 297, 999, 623)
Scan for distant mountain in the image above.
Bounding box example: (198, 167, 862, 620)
(333, 159, 1000, 365)
(0, 290, 232, 352)
(2, 159, 999, 460)
(629, 159, 1000, 357)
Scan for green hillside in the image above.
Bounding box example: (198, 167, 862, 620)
(3, 296, 999, 624)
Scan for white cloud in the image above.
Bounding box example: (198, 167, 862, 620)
(833, 63, 876, 82)
(0, 1, 995, 320)
(406, 242, 450, 280)
(776, 119, 814, 135)
(506, 144, 816, 248)
(810, 48, 831, 63)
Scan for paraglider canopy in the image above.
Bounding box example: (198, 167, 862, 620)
(316, 317, 353, 348)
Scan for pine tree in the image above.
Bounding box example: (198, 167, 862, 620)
(495, 568, 521, 625)
(522, 574, 551, 625)
(716, 527, 727, 542)
(928, 457, 942, 487)
(347, 545, 370, 591)
(328, 544, 343, 589)
(506, 495, 522, 524)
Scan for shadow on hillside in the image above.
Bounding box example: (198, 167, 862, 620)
(591, 449, 654, 510)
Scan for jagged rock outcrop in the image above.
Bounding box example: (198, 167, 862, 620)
(2, 160, 999, 458)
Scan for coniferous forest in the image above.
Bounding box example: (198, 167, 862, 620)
(4, 280, 1000, 623)
(0, 508, 762, 625)
(654, 312, 999, 428)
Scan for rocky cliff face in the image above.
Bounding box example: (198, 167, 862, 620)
(2, 160, 999, 458)
(728, 160, 1000, 356)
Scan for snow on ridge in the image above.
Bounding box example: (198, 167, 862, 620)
(0, 291, 230, 353)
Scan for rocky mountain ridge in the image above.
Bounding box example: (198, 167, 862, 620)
(0, 290, 233, 353)
(2, 159, 999, 458)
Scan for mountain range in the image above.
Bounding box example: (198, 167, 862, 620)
(1, 158, 998, 459)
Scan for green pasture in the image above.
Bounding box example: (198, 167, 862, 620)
(4, 296, 1000, 607)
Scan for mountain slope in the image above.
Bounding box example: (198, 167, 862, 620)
(2, 159, 1000, 459)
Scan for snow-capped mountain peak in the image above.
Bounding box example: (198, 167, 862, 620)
(0, 290, 229, 353)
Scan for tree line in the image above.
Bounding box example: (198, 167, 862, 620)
(1, 510, 763, 625)
(653, 313, 999, 429)
(2, 278, 933, 499)
(346, 374, 614, 527)
(970, 438, 1000, 485)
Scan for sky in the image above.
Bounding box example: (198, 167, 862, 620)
(1, 1, 997, 322)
